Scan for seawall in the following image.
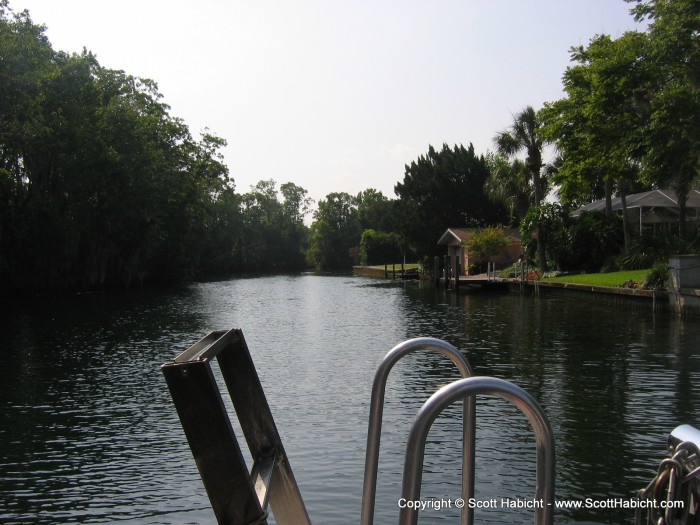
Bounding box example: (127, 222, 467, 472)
(514, 280, 669, 314)
(354, 266, 700, 317)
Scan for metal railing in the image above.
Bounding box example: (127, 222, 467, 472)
(360, 337, 477, 525)
(397, 376, 556, 525)
(361, 338, 556, 525)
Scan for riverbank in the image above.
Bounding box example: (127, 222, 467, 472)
(516, 255, 700, 317)
(516, 279, 670, 313)
(355, 265, 700, 317)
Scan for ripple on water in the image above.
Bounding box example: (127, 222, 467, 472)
(1, 277, 699, 524)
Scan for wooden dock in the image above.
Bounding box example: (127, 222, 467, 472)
(439, 274, 511, 291)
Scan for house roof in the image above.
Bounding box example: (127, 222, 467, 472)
(572, 189, 700, 217)
(437, 227, 521, 245)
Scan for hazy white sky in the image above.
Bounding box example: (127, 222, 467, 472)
(11, 0, 644, 205)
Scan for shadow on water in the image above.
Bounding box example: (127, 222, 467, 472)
(0, 288, 213, 524)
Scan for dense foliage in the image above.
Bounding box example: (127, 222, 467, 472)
(541, 0, 700, 241)
(3, 0, 699, 289)
(359, 229, 403, 266)
(394, 143, 508, 259)
(565, 212, 624, 273)
(306, 192, 360, 270)
(0, 4, 314, 290)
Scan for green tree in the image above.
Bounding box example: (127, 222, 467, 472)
(359, 229, 403, 265)
(179, 131, 236, 277)
(0, 3, 238, 289)
(307, 192, 361, 270)
(279, 182, 313, 270)
(355, 188, 396, 232)
(280, 182, 313, 226)
(541, 32, 650, 253)
(394, 143, 506, 260)
(493, 106, 550, 270)
(630, 0, 700, 237)
(484, 153, 533, 224)
(239, 180, 284, 271)
(1, 5, 63, 288)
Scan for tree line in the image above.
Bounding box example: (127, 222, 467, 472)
(1, 0, 698, 292)
(0, 3, 316, 291)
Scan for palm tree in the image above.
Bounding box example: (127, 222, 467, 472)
(484, 154, 533, 224)
(494, 106, 549, 270)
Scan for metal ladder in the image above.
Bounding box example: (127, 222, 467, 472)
(161, 328, 310, 525)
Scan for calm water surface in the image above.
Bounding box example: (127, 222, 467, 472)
(1, 275, 699, 524)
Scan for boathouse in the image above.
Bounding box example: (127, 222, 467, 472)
(437, 227, 521, 276)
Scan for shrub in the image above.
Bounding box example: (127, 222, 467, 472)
(620, 230, 698, 270)
(360, 229, 403, 265)
(499, 262, 541, 279)
(463, 227, 509, 260)
(565, 212, 624, 273)
(642, 263, 669, 290)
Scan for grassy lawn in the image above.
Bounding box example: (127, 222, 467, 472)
(542, 269, 649, 287)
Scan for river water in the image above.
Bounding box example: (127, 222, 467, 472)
(1, 274, 699, 524)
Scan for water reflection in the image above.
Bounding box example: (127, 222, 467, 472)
(0, 276, 698, 524)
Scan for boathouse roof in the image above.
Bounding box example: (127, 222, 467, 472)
(437, 228, 471, 245)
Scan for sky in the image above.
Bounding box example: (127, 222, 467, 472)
(9, 0, 645, 207)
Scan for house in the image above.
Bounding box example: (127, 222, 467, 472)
(437, 227, 522, 276)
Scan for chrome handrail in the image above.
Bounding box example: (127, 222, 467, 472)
(360, 337, 476, 525)
(398, 376, 555, 525)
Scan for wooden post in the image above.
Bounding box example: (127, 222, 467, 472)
(434, 257, 440, 288)
(455, 259, 460, 292)
(392, 263, 396, 280)
(384, 264, 388, 279)
(444, 255, 450, 290)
